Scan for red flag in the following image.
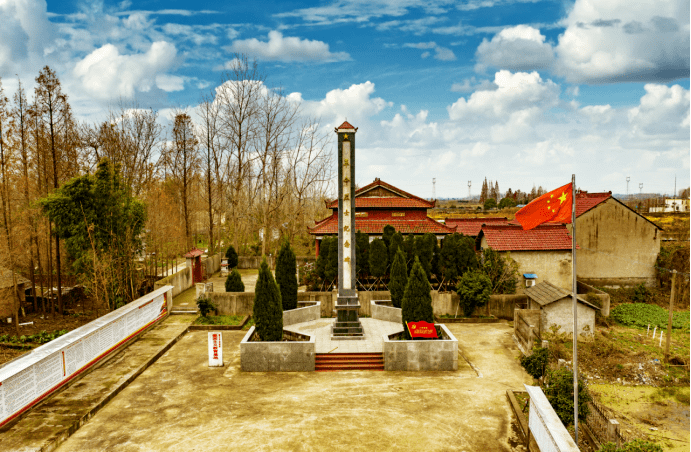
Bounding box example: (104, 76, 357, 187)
(515, 183, 573, 230)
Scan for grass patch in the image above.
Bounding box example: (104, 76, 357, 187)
(194, 315, 245, 326)
(242, 318, 255, 330)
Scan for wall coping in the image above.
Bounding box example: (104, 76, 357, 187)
(240, 326, 315, 344)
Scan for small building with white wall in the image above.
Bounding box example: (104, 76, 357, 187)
(524, 281, 597, 338)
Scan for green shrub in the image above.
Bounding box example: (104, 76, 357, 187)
(456, 270, 492, 317)
(389, 248, 408, 309)
(543, 367, 591, 426)
(382, 224, 395, 249)
(197, 296, 216, 317)
(599, 440, 663, 452)
(369, 238, 388, 279)
(275, 241, 298, 311)
(481, 247, 519, 294)
(225, 270, 245, 292)
(520, 346, 549, 379)
(414, 233, 436, 279)
(401, 257, 434, 339)
(355, 231, 370, 275)
(225, 246, 238, 269)
(388, 231, 404, 264)
(253, 259, 283, 341)
(632, 283, 650, 303)
(484, 198, 497, 210)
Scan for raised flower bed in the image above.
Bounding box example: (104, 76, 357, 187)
(240, 327, 315, 372)
(383, 323, 458, 371)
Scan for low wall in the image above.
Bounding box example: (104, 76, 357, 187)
(209, 292, 255, 316)
(383, 324, 458, 371)
(0, 285, 174, 428)
(577, 280, 611, 316)
(283, 302, 321, 326)
(240, 326, 315, 371)
(514, 309, 542, 355)
(298, 292, 334, 317)
(524, 385, 579, 451)
(203, 253, 222, 276)
(237, 256, 274, 269)
(371, 300, 402, 324)
(155, 267, 192, 298)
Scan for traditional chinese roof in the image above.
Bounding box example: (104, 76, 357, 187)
(444, 217, 509, 237)
(576, 191, 612, 217)
(524, 281, 598, 309)
(478, 223, 576, 251)
(184, 248, 204, 258)
(337, 121, 355, 130)
(0, 267, 30, 289)
(327, 178, 435, 209)
(309, 216, 456, 235)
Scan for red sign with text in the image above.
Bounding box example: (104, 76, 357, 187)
(406, 321, 438, 338)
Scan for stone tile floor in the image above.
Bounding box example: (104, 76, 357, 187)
(284, 318, 403, 353)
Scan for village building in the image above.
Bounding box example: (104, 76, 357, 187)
(0, 267, 30, 319)
(649, 197, 690, 213)
(443, 217, 508, 239)
(309, 178, 456, 255)
(476, 223, 575, 291)
(570, 191, 661, 287)
(524, 281, 597, 338)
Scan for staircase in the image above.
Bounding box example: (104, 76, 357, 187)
(315, 353, 384, 372)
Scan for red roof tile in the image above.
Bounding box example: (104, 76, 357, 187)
(337, 121, 355, 129)
(444, 217, 509, 236)
(478, 224, 576, 251)
(576, 191, 611, 217)
(309, 216, 456, 235)
(327, 178, 435, 209)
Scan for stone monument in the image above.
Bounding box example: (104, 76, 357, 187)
(331, 121, 364, 339)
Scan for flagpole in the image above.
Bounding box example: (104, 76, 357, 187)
(571, 173, 578, 444)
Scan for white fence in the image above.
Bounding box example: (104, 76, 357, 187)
(524, 385, 579, 452)
(0, 285, 174, 427)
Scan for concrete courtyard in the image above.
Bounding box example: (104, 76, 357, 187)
(54, 322, 532, 452)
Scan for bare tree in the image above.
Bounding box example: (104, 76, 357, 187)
(197, 97, 222, 254)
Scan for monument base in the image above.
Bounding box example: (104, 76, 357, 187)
(331, 294, 365, 340)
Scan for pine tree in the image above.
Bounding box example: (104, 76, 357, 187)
(401, 257, 434, 339)
(494, 181, 500, 201)
(275, 240, 298, 311)
(389, 248, 408, 308)
(355, 231, 370, 276)
(382, 224, 395, 249)
(388, 231, 403, 264)
(414, 233, 436, 279)
(253, 259, 283, 341)
(402, 234, 416, 271)
(325, 237, 338, 284)
(225, 245, 238, 269)
(225, 269, 245, 292)
(480, 177, 489, 203)
(368, 238, 388, 279)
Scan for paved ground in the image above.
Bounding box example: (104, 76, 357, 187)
(54, 322, 532, 452)
(285, 318, 403, 353)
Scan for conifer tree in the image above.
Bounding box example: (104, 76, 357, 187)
(388, 231, 403, 263)
(253, 259, 283, 341)
(225, 269, 245, 292)
(355, 231, 370, 276)
(414, 233, 436, 279)
(275, 240, 298, 311)
(382, 224, 395, 249)
(225, 245, 238, 269)
(325, 237, 338, 284)
(368, 238, 388, 280)
(402, 234, 416, 270)
(401, 257, 434, 339)
(389, 248, 408, 308)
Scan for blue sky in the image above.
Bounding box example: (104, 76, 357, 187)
(1, 0, 689, 197)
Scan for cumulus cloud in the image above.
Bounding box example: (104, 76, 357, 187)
(404, 42, 457, 61)
(450, 76, 498, 93)
(555, 0, 689, 82)
(229, 31, 350, 62)
(475, 25, 554, 72)
(73, 41, 178, 100)
(0, 0, 54, 74)
(628, 84, 690, 136)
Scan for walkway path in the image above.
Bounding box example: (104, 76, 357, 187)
(285, 318, 403, 353)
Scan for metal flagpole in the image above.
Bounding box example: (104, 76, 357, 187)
(571, 174, 578, 444)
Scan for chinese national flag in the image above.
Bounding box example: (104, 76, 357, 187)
(515, 183, 573, 230)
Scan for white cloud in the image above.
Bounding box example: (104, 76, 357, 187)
(628, 84, 690, 136)
(404, 41, 457, 61)
(155, 74, 184, 92)
(450, 76, 498, 92)
(475, 25, 554, 72)
(0, 0, 54, 74)
(229, 31, 350, 62)
(580, 104, 613, 124)
(554, 0, 689, 82)
(73, 41, 178, 100)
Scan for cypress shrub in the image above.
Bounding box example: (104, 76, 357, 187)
(275, 240, 298, 311)
(389, 248, 408, 308)
(355, 231, 370, 276)
(414, 233, 436, 279)
(368, 238, 388, 279)
(225, 245, 238, 269)
(544, 368, 591, 426)
(401, 257, 434, 339)
(253, 259, 283, 341)
(403, 234, 416, 271)
(388, 231, 403, 263)
(382, 224, 395, 249)
(225, 269, 245, 292)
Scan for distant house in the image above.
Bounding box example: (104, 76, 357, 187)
(443, 217, 508, 240)
(524, 281, 597, 338)
(571, 191, 661, 287)
(309, 178, 456, 256)
(477, 223, 575, 291)
(649, 198, 690, 213)
(0, 267, 30, 318)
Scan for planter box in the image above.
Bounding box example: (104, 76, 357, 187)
(383, 324, 458, 371)
(187, 315, 250, 331)
(240, 326, 315, 372)
(283, 302, 320, 326)
(371, 300, 402, 324)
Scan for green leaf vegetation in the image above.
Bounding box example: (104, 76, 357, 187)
(194, 315, 245, 326)
(498, 197, 517, 209)
(389, 248, 408, 309)
(520, 346, 549, 379)
(388, 231, 404, 264)
(414, 233, 436, 279)
(368, 238, 388, 279)
(401, 257, 434, 339)
(225, 246, 239, 269)
(439, 233, 477, 284)
(355, 231, 369, 275)
(225, 269, 245, 292)
(611, 303, 689, 330)
(483, 198, 497, 210)
(382, 224, 395, 250)
(456, 270, 492, 317)
(196, 296, 216, 317)
(0, 329, 68, 345)
(599, 440, 663, 452)
(481, 247, 519, 294)
(275, 240, 298, 311)
(544, 367, 591, 426)
(253, 259, 283, 341)
(40, 158, 145, 310)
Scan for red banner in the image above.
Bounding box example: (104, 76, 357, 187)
(406, 321, 438, 339)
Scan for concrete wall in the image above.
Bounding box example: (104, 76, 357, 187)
(507, 249, 573, 292)
(283, 302, 321, 326)
(203, 253, 222, 275)
(383, 324, 458, 371)
(237, 256, 274, 269)
(371, 300, 402, 324)
(154, 266, 192, 298)
(542, 298, 595, 338)
(240, 326, 315, 371)
(577, 280, 611, 316)
(210, 292, 255, 315)
(570, 198, 660, 287)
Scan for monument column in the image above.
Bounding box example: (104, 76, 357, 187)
(332, 121, 364, 339)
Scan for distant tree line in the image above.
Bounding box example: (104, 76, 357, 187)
(479, 176, 547, 208)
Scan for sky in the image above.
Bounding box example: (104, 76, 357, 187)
(1, 0, 689, 198)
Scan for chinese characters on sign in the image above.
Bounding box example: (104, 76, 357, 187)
(341, 139, 353, 290)
(208, 332, 223, 367)
(406, 321, 438, 339)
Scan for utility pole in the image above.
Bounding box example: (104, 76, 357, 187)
(432, 178, 436, 201)
(626, 176, 630, 199)
(468, 180, 471, 200)
(639, 183, 643, 197)
(665, 271, 676, 361)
